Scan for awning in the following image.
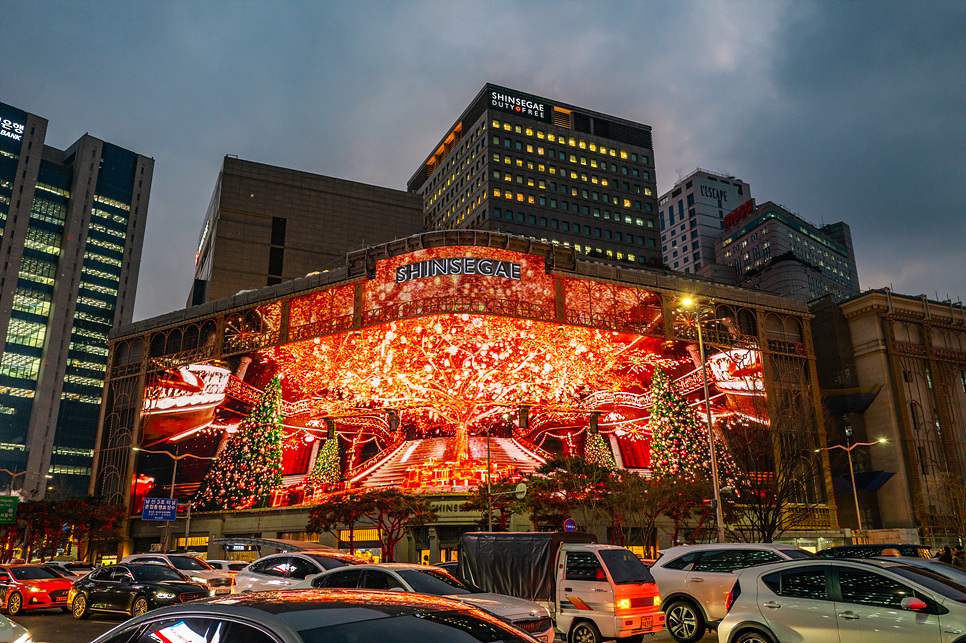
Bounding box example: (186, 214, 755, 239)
(210, 537, 337, 552)
(821, 385, 882, 416)
(831, 470, 895, 494)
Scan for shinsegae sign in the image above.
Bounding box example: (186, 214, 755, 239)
(490, 91, 547, 120)
(395, 257, 522, 284)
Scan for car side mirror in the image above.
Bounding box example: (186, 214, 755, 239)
(900, 597, 928, 612)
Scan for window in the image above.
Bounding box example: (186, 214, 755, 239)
(315, 568, 363, 588)
(362, 570, 404, 590)
(566, 552, 605, 581)
(691, 549, 748, 573)
(762, 566, 828, 600)
(836, 568, 916, 608)
(286, 556, 320, 579)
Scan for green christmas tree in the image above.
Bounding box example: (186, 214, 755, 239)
(193, 376, 284, 510)
(584, 430, 617, 469)
(305, 437, 341, 488)
(647, 366, 734, 481)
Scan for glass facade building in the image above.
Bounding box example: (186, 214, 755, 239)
(408, 84, 663, 267)
(0, 101, 152, 498)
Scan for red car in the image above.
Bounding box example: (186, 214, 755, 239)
(0, 564, 75, 615)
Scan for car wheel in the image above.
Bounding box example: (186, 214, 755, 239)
(72, 594, 91, 619)
(734, 629, 777, 643)
(131, 595, 149, 617)
(5, 592, 22, 616)
(665, 600, 706, 643)
(570, 620, 603, 643)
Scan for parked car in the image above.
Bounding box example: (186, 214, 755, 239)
(205, 559, 249, 575)
(90, 588, 542, 643)
(0, 614, 30, 643)
(718, 557, 966, 643)
(294, 563, 555, 642)
(0, 564, 75, 616)
(875, 555, 966, 585)
(120, 553, 232, 595)
(649, 543, 813, 643)
(817, 543, 933, 559)
(69, 563, 211, 619)
(233, 551, 366, 593)
(44, 561, 95, 579)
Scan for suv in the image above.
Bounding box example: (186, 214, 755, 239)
(120, 554, 232, 595)
(718, 557, 966, 643)
(649, 543, 813, 643)
(816, 543, 932, 559)
(233, 551, 366, 593)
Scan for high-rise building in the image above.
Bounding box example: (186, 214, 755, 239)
(658, 169, 751, 274)
(408, 84, 662, 267)
(190, 157, 424, 304)
(715, 200, 859, 302)
(0, 101, 153, 498)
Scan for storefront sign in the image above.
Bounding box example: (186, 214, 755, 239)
(396, 257, 521, 284)
(490, 91, 549, 121)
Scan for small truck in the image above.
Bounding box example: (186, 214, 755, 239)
(457, 532, 664, 643)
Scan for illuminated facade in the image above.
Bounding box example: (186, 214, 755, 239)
(93, 231, 835, 556)
(408, 84, 662, 268)
(0, 101, 153, 498)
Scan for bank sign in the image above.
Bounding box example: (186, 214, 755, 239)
(396, 257, 522, 284)
(490, 90, 550, 122)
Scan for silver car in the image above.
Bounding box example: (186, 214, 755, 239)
(649, 543, 813, 643)
(233, 551, 365, 593)
(718, 557, 966, 643)
(294, 563, 555, 643)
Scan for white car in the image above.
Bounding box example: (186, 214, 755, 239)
(718, 557, 966, 643)
(0, 614, 29, 643)
(203, 559, 249, 575)
(119, 554, 232, 596)
(649, 542, 813, 642)
(294, 563, 555, 643)
(233, 551, 366, 593)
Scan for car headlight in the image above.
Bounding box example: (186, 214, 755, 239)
(28, 586, 46, 592)
(190, 576, 209, 585)
(155, 591, 176, 599)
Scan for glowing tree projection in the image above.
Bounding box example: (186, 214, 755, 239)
(305, 438, 341, 489)
(272, 315, 657, 477)
(584, 431, 617, 469)
(193, 377, 284, 510)
(647, 366, 735, 482)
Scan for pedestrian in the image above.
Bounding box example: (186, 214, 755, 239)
(952, 545, 966, 569)
(938, 545, 953, 564)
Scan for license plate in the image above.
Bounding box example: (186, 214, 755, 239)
(642, 616, 652, 629)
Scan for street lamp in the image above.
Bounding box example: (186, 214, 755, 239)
(680, 297, 726, 544)
(132, 447, 215, 551)
(815, 437, 886, 533)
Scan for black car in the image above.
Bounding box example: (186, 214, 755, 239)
(91, 589, 541, 643)
(816, 543, 933, 559)
(69, 563, 209, 619)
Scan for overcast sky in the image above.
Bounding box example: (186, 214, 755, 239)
(5, 0, 964, 321)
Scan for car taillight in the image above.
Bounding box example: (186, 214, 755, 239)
(725, 580, 741, 612)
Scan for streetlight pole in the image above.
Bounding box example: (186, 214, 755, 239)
(486, 425, 492, 532)
(816, 438, 886, 533)
(681, 298, 726, 544)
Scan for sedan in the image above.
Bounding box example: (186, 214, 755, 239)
(294, 563, 555, 642)
(233, 551, 366, 593)
(718, 557, 966, 643)
(90, 589, 542, 643)
(69, 563, 209, 619)
(0, 564, 74, 615)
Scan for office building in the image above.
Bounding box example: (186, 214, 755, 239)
(0, 101, 153, 498)
(190, 157, 424, 305)
(658, 169, 751, 274)
(715, 200, 859, 302)
(811, 290, 966, 545)
(408, 84, 662, 267)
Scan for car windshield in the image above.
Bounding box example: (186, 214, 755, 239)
(10, 566, 61, 580)
(297, 610, 533, 643)
(600, 549, 655, 584)
(168, 556, 212, 571)
(397, 569, 474, 595)
(132, 565, 189, 582)
(782, 549, 816, 560)
(889, 565, 966, 601)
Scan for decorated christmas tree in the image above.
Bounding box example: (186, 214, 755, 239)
(584, 430, 616, 469)
(193, 376, 284, 510)
(647, 366, 734, 481)
(305, 437, 341, 488)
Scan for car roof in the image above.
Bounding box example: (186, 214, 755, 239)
(658, 543, 802, 553)
(824, 544, 928, 550)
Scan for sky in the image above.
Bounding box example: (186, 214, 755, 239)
(4, 0, 964, 321)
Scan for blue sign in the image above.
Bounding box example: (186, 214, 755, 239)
(563, 518, 577, 532)
(142, 497, 179, 521)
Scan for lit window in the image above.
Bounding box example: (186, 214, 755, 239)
(526, 128, 533, 136)
(620, 150, 628, 159)
(492, 119, 500, 128)
(537, 130, 545, 139)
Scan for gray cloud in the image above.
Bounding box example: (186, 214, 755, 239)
(4, 0, 963, 319)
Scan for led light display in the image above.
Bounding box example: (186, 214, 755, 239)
(132, 246, 768, 512)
